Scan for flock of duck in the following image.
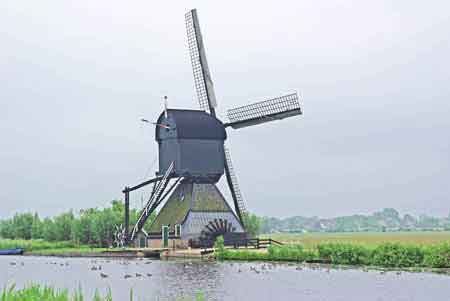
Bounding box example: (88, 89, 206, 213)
(7, 259, 404, 277)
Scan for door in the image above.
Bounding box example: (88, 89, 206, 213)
(139, 236, 146, 248)
(162, 225, 169, 248)
(175, 224, 181, 237)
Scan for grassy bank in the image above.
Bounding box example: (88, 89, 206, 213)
(1, 284, 206, 301)
(1, 284, 112, 301)
(0, 239, 105, 255)
(215, 237, 450, 268)
(26, 247, 107, 256)
(259, 231, 450, 248)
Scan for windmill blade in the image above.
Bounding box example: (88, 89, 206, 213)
(223, 145, 247, 227)
(225, 92, 302, 129)
(185, 9, 217, 116)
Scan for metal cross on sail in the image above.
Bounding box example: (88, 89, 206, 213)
(186, 9, 249, 227)
(224, 146, 247, 221)
(185, 9, 217, 116)
(225, 93, 302, 129)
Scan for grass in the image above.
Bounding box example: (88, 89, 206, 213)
(0, 284, 206, 301)
(260, 231, 450, 248)
(0, 284, 112, 301)
(0, 240, 78, 252)
(27, 248, 107, 256)
(216, 234, 450, 268)
(0, 239, 105, 255)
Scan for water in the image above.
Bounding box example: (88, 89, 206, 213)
(1, 256, 449, 300)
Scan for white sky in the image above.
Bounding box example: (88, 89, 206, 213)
(1, 0, 449, 218)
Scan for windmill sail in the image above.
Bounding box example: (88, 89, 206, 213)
(185, 9, 217, 116)
(225, 93, 302, 129)
(224, 146, 247, 226)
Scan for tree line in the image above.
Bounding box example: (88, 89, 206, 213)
(0, 201, 262, 247)
(0, 201, 148, 247)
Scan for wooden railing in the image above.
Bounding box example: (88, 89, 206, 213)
(196, 237, 283, 249)
(225, 238, 283, 249)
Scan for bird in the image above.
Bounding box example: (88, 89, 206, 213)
(100, 273, 108, 278)
(124, 274, 132, 279)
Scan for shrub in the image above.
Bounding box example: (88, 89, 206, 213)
(371, 243, 424, 267)
(267, 245, 313, 261)
(214, 236, 224, 251)
(214, 236, 225, 259)
(317, 243, 369, 265)
(423, 243, 450, 268)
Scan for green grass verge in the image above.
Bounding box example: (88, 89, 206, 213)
(215, 240, 450, 268)
(27, 248, 107, 255)
(0, 239, 105, 255)
(0, 239, 81, 252)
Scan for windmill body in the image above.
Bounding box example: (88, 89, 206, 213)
(122, 9, 302, 248)
(155, 109, 226, 183)
(150, 109, 245, 247)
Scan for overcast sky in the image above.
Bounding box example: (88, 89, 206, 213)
(1, 1, 449, 219)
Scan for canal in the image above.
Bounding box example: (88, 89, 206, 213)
(1, 256, 449, 300)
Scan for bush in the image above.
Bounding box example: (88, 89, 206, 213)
(267, 245, 312, 261)
(371, 243, 424, 267)
(317, 243, 370, 265)
(423, 243, 450, 268)
(214, 236, 225, 259)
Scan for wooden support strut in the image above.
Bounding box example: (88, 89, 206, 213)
(124, 188, 130, 245)
(123, 176, 163, 193)
(122, 175, 162, 246)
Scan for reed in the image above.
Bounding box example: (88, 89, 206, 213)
(1, 285, 205, 301)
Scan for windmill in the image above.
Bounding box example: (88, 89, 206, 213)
(122, 9, 302, 248)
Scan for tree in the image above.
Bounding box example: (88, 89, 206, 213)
(0, 219, 14, 239)
(53, 211, 75, 241)
(243, 213, 261, 238)
(11, 213, 34, 239)
(31, 213, 43, 239)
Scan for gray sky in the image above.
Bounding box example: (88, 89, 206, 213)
(1, 1, 449, 219)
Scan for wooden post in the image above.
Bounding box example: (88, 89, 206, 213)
(124, 188, 130, 246)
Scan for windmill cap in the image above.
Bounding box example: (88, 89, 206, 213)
(155, 109, 226, 141)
